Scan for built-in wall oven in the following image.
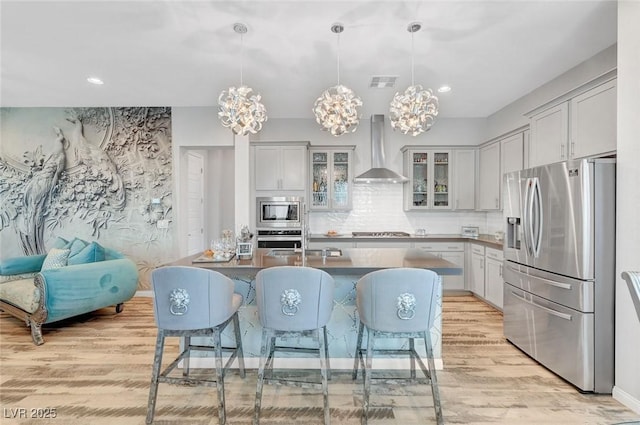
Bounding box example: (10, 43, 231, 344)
(256, 197, 303, 248)
(256, 229, 303, 248)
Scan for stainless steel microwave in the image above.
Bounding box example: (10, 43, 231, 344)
(256, 196, 303, 228)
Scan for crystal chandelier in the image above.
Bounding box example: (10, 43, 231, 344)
(390, 22, 439, 136)
(313, 23, 362, 136)
(218, 23, 267, 136)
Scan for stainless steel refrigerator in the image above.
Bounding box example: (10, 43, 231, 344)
(503, 158, 615, 393)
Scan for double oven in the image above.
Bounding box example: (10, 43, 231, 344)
(256, 196, 303, 248)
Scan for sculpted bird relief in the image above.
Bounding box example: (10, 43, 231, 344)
(18, 127, 68, 255)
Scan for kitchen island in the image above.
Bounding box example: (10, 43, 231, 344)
(168, 248, 461, 369)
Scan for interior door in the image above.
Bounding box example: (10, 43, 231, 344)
(186, 152, 205, 255)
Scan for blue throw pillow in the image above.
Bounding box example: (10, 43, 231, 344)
(65, 238, 88, 257)
(68, 242, 105, 265)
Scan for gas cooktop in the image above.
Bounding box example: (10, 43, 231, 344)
(351, 231, 411, 237)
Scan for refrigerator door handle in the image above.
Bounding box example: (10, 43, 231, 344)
(524, 178, 535, 257)
(532, 177, 543, 258)
(510, 291, 573, 321)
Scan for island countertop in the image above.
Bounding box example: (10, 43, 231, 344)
(169, 247, 462, 276)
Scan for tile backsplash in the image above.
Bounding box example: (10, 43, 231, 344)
(308, 184, 501, 235)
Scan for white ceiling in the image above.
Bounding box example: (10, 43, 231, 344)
(0, 0, 617, 119)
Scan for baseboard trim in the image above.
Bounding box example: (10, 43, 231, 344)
(613, 386, 640, 415)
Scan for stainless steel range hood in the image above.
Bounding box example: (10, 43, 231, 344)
(354, 115, 408, 183)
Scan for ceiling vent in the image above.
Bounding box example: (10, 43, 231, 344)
(369, 75, 398, 89)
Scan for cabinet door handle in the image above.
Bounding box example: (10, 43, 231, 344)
(495, 198, 499, 209)
(570, 141, 575, 157)
(560, 144, 565, 159)
(499, 265, 503, 277)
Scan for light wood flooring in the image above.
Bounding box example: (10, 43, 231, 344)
(1, 295, 638, 424)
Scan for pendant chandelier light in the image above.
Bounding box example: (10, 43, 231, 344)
(313, 23, 362, 136)
(218, 23, 267, 136)
(390, 22, 439, 136)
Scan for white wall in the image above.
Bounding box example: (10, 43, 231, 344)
(613, 0, 640, 414)
(485, 44, 617, 142)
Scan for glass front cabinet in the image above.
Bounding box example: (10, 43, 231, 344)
(309, 146, 355, 211)
(401, 147, 451, 210)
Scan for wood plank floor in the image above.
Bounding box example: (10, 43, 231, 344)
(1, 295, 638, 424)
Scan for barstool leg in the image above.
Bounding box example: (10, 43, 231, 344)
(362, 328, 375, 425)
(409, 337, 416, 380)
(254, 328, 272, 425)
(182, 336, 191, 377)
(212, 328, 226, 425)
(323, 326, 331, 381)
(232, 312, 246, 378)
(424, 331, 444, 425)
(352, 321, 365, 380)
(146, 331, 165, 424)
(318, 327, 331, 425)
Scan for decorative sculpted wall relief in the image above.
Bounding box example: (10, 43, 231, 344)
(0, 107, 173, 290)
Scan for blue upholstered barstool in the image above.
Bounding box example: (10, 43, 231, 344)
(352, 268, 444, 425)
(146, 266, 245, 425)
(254, 266, 335, 425)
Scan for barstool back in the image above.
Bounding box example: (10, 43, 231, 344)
(356, 267, 439, 333)
(152, 266, 239, 330)
(256, 266, 334, 331)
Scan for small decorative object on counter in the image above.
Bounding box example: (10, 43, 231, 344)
(461, 226, 479, 237)
(236, 224, 254, 259)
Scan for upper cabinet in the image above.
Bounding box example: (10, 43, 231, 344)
(528, 77, 616, 167)
(529, 103, 568, 167)
(401, 146, 476, 211)
(477, 142, 501, 210)
(402, 147, 451, 210)
(570, 79, 616, 159)
(254, 142, 308, 193)
(309, 146, 355, 211)
(501, 132, 525, 176)
(452, 149, 476, 210)
(476, 130, 525, 211)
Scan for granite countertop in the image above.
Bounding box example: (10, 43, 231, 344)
(309, 233, 504, 248)
(170, 247, 462, 276)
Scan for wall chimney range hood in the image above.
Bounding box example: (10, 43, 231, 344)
(353, 115, 408, 183)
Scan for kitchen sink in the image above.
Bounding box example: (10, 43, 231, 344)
(266, 248, 342, 257)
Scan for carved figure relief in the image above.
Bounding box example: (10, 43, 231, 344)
(0, 107, 173, 290)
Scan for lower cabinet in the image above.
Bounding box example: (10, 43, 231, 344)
(468, 243, 504, 310)
(415, 242, 465, 291)
(469, 244, 485, 297)
(484, 247, 504, 309)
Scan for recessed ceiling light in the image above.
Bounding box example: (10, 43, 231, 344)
(87, 77, 104, 85)
(437, 85, 451, 93)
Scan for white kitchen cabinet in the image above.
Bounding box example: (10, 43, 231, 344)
(402, 147, 452, 210)
(477, 142, 501, 210)
(529, 102, 568, 167)
(254, 143, 308, 192)
(484, 247, 504, 310)
(415, 242, 465, 291)
(501, 132, 524, 176)
(469, 244, 485, 297)
(528, 77, 616, 167)
(570, 79, 616, 159)
(309, 146, 354, 211)
(452, 149, 476, 210)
